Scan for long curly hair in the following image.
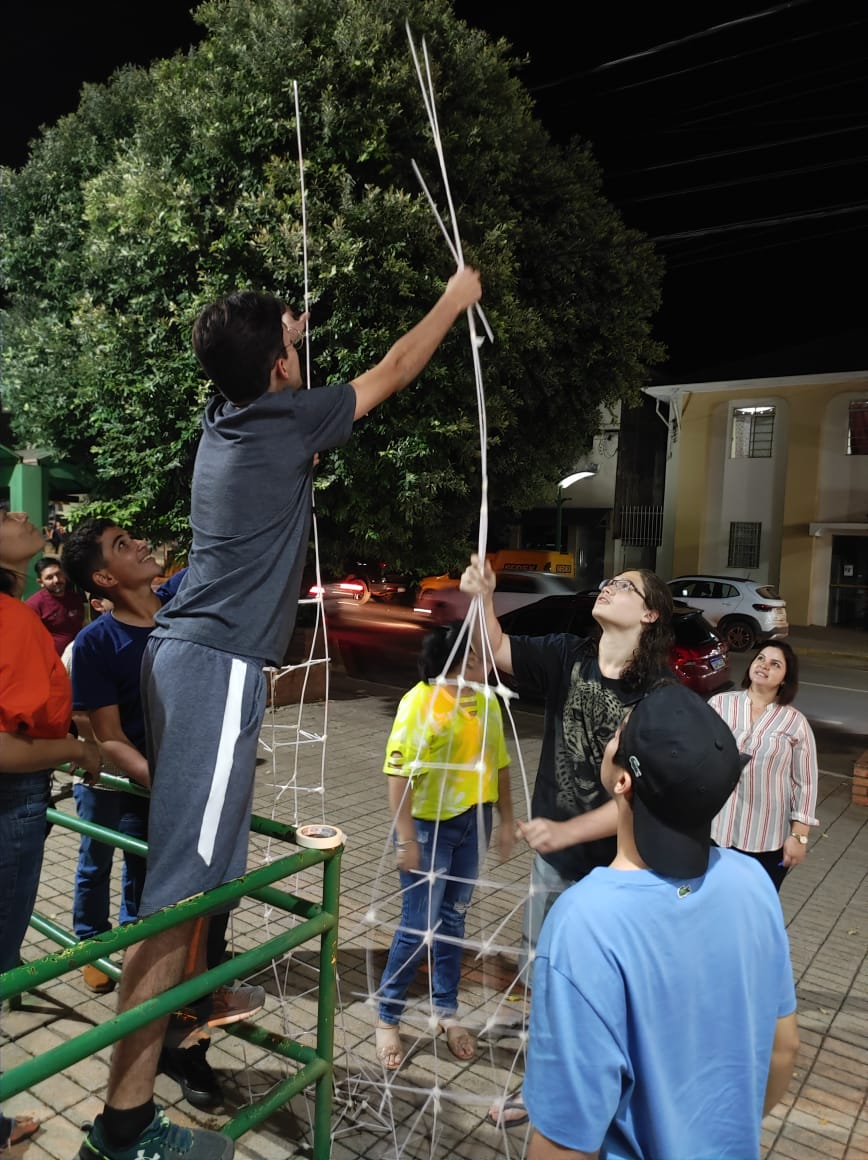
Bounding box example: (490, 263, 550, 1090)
(582, 570, 675, 692)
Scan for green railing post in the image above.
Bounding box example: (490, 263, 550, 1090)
(314, 845, 342, 1160)
(1, 799, 343, 1158)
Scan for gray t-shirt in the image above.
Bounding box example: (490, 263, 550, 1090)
(154, 382, 355, 666)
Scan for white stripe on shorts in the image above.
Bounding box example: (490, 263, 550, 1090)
(198, 657, 247, 866)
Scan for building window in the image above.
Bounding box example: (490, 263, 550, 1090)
(731, 406, 775, 458)
(848, 400, 868, 455)
(728, 522, 761, 569)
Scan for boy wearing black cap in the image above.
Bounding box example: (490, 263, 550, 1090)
(524, 682, 800, 1160)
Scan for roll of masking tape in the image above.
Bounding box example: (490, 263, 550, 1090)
(296, 823, 346, 850)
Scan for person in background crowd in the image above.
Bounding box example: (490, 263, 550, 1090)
(25, 556, 85, 655)
(710, 642, 818, 891)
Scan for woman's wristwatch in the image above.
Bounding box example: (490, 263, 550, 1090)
(789, 832, 808, 845)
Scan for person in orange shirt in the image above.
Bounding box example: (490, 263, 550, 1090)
(0, 510, 100, 1151)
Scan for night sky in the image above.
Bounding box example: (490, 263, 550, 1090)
(4, 1, 866, 378)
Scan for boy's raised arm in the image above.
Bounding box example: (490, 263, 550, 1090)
(350, 266, 482, 419)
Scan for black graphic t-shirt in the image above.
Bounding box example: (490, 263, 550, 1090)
(511, 633, 647, 881)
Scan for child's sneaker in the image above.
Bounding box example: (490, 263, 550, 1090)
(77, 1108, 233, 1160)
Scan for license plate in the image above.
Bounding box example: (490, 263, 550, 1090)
(711, 656, 725, 671)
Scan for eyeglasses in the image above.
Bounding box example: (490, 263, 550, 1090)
(598, 578, 645, 598)
(283, 329, 305, 353)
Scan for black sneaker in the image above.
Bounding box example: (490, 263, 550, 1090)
(159, 1042, 223, 1110)
(77, 1108, 233, 1160)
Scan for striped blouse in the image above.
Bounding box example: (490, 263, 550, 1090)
(710, 690, 819, 852)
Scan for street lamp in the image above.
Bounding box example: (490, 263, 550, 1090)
(555, 466, 598, 554)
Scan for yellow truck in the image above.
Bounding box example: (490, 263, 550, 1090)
(487, 549, 575, 577)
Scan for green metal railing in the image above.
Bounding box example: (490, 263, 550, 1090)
(0, 773, 342, 1159)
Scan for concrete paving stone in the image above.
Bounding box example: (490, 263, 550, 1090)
(800, 1075, 868, 1113)
(762, 1120, 783, 1151)
(785, 1106, 854, 1146)
(811, 954, 865, 979)
(847, 1128, 868, 1157)
(28, 1071, 89, 1115)
(64, 1051, 111, 1095)
(794, 1093, 860, 1132)
(38, 1114, 94, 1160)
(773, 1131, 843, 1160)
(810, 1056, 868, 1090)
(18, 1145, 54, 1160)
(9, 1024, 68, 1058)
(818, 1037, 868, 1067)
(829, 1017, 868, 1050)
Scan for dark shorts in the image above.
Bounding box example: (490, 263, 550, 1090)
(139, 636, 266, 916)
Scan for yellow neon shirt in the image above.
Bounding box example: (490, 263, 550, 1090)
(383, 681, 509, 821)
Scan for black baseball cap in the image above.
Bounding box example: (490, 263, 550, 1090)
(621, 682, 746, 879)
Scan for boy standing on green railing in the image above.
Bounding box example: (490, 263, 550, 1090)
(77, 267, 482, 1160)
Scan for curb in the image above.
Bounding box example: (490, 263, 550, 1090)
(787, 645, 868, 662)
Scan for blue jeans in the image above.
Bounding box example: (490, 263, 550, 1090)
(72, 784, 149, 938)
(378, 804, 492, 1025)
(0, 772, 51, 975)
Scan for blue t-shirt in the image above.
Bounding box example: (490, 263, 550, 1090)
(71, 572, 186, 756)
(154, 383, 355, 666)
(524, 848, 796, 1160)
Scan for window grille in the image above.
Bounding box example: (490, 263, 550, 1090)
(728, 521, 761, 569)
(617, 506, 663, 547)
(847, 400, 868, 455)
(731, 406, 775, 458)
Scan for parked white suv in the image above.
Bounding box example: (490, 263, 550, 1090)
(667, 576, 788, 652)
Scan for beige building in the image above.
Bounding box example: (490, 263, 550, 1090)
(644, 372, 868, 628)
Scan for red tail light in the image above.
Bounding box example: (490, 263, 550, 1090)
(308, 584, 325, 597)
(339, 580, 366, 595)
(752, 603, 778, 611)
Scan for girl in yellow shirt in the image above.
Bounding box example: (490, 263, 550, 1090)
(375, 622, 513, 1070)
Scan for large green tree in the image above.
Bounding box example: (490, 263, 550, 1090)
(0, 0, 662, 571)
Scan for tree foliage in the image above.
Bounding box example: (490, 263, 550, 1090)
(0, 0, 663, 571)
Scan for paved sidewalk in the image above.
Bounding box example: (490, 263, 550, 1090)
(2, 670, 866, 1160)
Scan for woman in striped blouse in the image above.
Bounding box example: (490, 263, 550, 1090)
(710, 642, 818, 891)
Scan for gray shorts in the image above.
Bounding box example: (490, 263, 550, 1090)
(139, 636, 266, 917)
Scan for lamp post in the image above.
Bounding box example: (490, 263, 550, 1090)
(555, 467, 597, 554)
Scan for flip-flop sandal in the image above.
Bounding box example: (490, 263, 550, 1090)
(1, 1115, 40, 1150)
(374, 1024, 404, 1070)
(486, 1091, 529, 1129)
(438, 1019, 476, 1061)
